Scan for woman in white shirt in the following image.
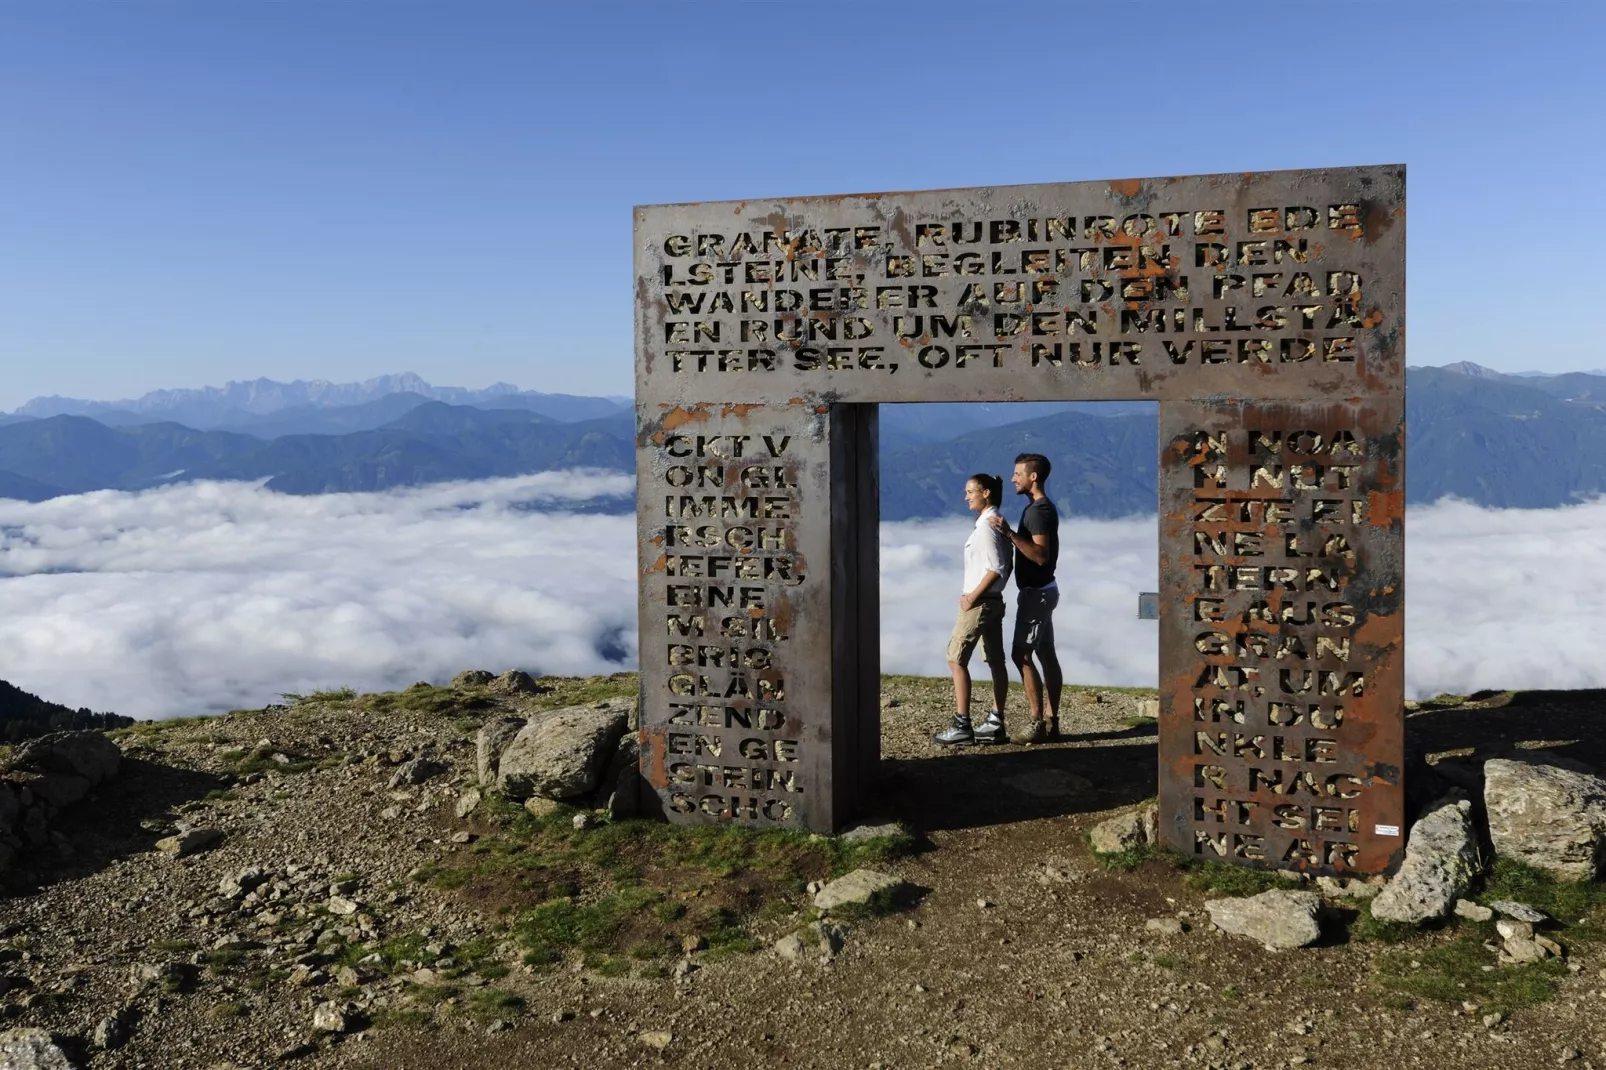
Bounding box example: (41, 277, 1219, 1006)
(934, 473, 1014, 746)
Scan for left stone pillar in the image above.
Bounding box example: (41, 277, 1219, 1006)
(635, 400, 879, 832)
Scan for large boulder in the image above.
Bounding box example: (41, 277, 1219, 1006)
(9, 772, 90, 809)
(1371, 795, 1482, 924)
(451, 669, 496, 688)
(10, 731, 121, 785)
(1484, 759, 1606, 881)
(496, 700, 632, 801)
(476, 718, 525, 788)
(488, 670, 539, 695)
(1206, 889, 1323, 950)
(0, 1028, 75, 1069)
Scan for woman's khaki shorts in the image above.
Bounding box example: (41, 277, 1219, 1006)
(947, 596, 1006, 667)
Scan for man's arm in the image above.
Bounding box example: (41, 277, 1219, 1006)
(989, 514, 1051, 566)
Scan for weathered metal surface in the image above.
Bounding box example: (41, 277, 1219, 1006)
(635, 166, 1405, 867)
(636, 167, 1403, 407)
(1156, 398, 1405, 874)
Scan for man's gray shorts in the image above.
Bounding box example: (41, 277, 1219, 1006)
(1012, 585, 1059, 652)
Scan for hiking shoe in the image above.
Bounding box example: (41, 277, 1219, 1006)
(934, 714, 974, 746)
(1045, 715, 1060, 739)
(1010, 718, 1047, 746)
(971, 711, 1006, 745)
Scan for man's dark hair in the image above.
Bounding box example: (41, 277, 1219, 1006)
(968, 473, 1003, 505)
(1015, 453, 1051, 482)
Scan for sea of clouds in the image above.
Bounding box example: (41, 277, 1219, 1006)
(1, 476, 1603, 718)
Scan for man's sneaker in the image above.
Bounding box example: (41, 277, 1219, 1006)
(1009, 718, 1047, 746)
(934, 714, 973, 746)
(971, 712, 1006, 744)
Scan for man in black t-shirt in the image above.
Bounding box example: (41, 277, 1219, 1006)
(988, 452, 1062, 744)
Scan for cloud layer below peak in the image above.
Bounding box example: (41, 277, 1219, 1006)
(1, 478, 1602, 718)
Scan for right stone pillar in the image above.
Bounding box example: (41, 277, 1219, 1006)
(1156, 396, 1405, 875)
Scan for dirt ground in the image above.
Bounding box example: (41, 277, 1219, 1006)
(4, 678, 1606, 1070)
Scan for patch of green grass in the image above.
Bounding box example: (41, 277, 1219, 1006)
(209, 1001, 248, 1019)
(362, 683, 493, 716)
(465, 987, 526, 1020)
(403, 981, 462, 1007)
(582, 952, 633, 977)
(225, 744, 314, 776)
(522, 673, 638, 712)
(425, 788, 920, 974)
(371, 1008, 436, 1031)
(1182, 860, 1303, 897)
(1090, 842, 1158, 872)
(1374, 932, 1568, 1016)
(1151, 952, 1186, 970)
(203, 788, 237, 803)
(1481, 858, 1606, 929)
(1348, 906, 1418, 945)
(201, 949, 247, 973)
(149, 939, 197, 954)
(1219, 984, 1242, 1001)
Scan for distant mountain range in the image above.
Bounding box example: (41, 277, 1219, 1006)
(2, 367, 1604, 518)
(14, 373, 625, 428)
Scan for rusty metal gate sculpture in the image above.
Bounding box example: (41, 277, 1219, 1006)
(634, 166, 1405, 876)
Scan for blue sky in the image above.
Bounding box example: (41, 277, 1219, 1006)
(1, 2, 1601, 409)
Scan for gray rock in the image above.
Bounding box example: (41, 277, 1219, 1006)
(451, 669, 496, 688)
(1145, 917, 1186, 936)
(218, 866, 270, 900)
(1454, 899, 1494, 922)
(808, 920, 848, 957)
(387, 757, 447, 789)
(1315, 875, 1385, 900)
(488, 670, 539, 695)
(1371, 796, 1481, 924)
(1088, 806, 1157, 854)
(592, 733, 640, 818)
(497, 702, 631, 801)
(155, 828, 223, 857)
(839, 820, 909, 843)
(10, 730, 121, 785)
(772, 933, 807, 962)
(1484, 759, 1606, 881)
(454, 788, 482, 819)
(91, 1013, 130, 1051)
(1206, 890, 1323, 950)
(523, 797, 559, 819)
(476, 718, 525, 788)
(311, 1002, 353, 1034)
(813, 869, 905, 912)
(1489, 900, 1548, 923)
(0, 1028, 74, 1069)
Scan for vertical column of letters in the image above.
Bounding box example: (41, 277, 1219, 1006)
(1179, 421, 1386, 871)
(649, 423, 807, 825)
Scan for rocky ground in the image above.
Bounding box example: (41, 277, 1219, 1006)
(3, 678, 1606, 1070)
